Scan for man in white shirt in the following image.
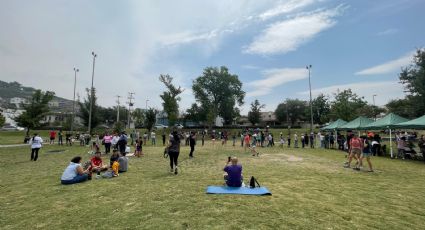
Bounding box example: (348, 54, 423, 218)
(151, 131, 156, 145)
(29, 133, 43, 161)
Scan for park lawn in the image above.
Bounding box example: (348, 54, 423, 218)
(1, 142, 425, 229)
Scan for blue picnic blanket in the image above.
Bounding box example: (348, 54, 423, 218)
(206, 186, 271, 195)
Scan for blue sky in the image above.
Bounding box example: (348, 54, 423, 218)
(0, 0, 424, 115)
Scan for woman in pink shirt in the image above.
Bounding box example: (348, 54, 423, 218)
(103, 133, 113, 154)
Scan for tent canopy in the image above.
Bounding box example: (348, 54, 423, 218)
(393, 114, 425, 129)
(321, 119, 347, 131)
(339, 116, 374, 130)
(364, 113, 408, 130)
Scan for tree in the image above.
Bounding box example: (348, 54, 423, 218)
(144, 108, 157, 132)
(248, 99, 265, 125)
(275, 99, 307, 126)
(14, 90, 54, 135)
(78, 88, 101, 133)
(386, 99, 415, 118)
(358, 104, 387, 119)
(159, 74, 183, 126)
(132, 108, 145, 128)
(311, 94, 331, 125)
(0, 113, 5, 127)
(192, 66, 245, 125)
(185, 103, 208, 123)
(398, 49, 425, 117)
(329, 89, 367, 121)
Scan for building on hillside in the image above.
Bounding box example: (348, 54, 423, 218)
(9, 97, 29, 109)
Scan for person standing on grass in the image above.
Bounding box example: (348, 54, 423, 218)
(294, 133, 298, 148)
(29, 133, 43, 161)
(397, 136, 407, 159)
(287, 134, 291, 148)
(49, 130, 56, 144)
(58, 129, 63, 145)
(310, 133, 315, 148)
(244, 133, 250, 152)
(151, 130, 156, 145)
(168, 131, 181, 174)
(103, 133, 112, 154)
(202, 131, 205, 146)
(189, 131, 196, 158)
(143, 132, 148, 146)
(355, 136, 374, 172)
(61, 156, 90, 185)
(117, 131, 128, 154)
(418, 135, 425, 163)
(240, 132, 244, 147)
(344, 133, 363, 168)
(162, 128, 166, 146)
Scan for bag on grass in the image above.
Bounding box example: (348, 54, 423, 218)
(249, 176, 261, 188)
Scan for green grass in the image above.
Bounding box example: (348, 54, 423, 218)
(1, 140, 425, 229)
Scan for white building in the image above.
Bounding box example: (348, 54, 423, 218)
(9, 97, 29, 109)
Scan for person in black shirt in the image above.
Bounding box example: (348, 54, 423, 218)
(189, 131, 196, 158)
(168, 131, 181, 174)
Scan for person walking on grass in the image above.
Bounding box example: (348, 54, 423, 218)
(249, 134, 260, 156)
(244, 133, 250, 152)
(294, 133, 298, 148)
(355, 136, 374, 172)
(344, 133, 363, 168)
(49, 130, 56, 144)
(102, 132, 112, 154)
(58, 129, 63, 145)
(168, 131, 181, 174)
(310, 133, 315, 148)
(151, 130, 156, 145)
(189, 131, 196, 158)
(29, 133, 43, 161)
(397, 136, 406, 159)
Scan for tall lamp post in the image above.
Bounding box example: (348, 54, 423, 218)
(306, 65, 313, 133)
(146, 99, 149, 110)
(71, 67, 79, 132)
(88, 51, 97, 135)
(372, 94, 377, 121)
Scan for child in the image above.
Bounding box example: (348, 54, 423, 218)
(90, 141, 100, 155)
(102, 161, 120, 178)
(110, 150, 120, 167)
(280, 137, 285, 148)
(135, 138, 143, 157)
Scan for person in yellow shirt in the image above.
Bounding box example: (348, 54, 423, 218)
(112, 161, 119, 177)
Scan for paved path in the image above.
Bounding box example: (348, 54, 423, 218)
(0, 144, 28, 148)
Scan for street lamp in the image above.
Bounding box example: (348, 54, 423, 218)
(88, 51, 97, 135)
(306, 65, 313, 133)
(146, 99, 149, 110)
(71, 67, 79, 132)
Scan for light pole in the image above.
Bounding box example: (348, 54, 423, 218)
(373, 94, 377, 121)
(306, 65, 313, 133)
(146, 99, 149, 110)
(71, 67, 79, 132)
(88, 51, 97, 135)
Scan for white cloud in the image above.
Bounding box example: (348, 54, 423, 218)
(258, 0, 315, 20)
(355, 50, 415, 75)
(298, 81, 405, 105)
(246, 68, 308, 97)
(244, 6, 344, 55)
(159, 30, 219, 46)
(377, 28, 398, 36)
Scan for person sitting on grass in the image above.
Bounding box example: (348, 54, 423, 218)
(223, 157, 243, 187)
(90, 151, 108, 175)
(61, 156, 90, 185)
(110, 150, 120, 167)
(118, 151, 128, 173)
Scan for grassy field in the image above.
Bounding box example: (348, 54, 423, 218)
(1, 137, 425, 229)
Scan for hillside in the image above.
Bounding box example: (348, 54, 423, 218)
(0, 80, 73, 110)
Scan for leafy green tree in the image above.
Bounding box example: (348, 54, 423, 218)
(398, 49, 425, 117)
(159, 74, 183, 126)
(275, 99, 307, 125)
(311, 94, 331, 125)
(248, 99, 265, 125)
(132, 108, 145, 128)
(358, 104, 387, 119)
(0, 113, 6, 127)
(78, 88, 101, 133)
(14, 90, 55, 135)
(329, 89, 367, 121)
(192, 66, 245, 125)
(185, 103, 207, 123)
(144, 108, 157, 132)
(386, 99, 415, 118)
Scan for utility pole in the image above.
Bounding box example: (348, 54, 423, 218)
(71, 67, 79, 132)
(306, 65, 313, 133)
(88, 51, 97, 135)
(127, 92, 135, 129)
(116, 95, 121, 123)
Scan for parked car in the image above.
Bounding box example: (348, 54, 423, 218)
(154, 124, 168, 129)
(1, 125, 25, 131)
(175, 124, 184, 129)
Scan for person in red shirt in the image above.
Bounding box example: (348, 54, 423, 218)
(344, 133, 363, 169)
(49, 130, 57, 144)
(90, 152, 107, 175)
(243, 133, 250, 153)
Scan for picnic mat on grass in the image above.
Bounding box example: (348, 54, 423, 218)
(206, 186, 271, 195)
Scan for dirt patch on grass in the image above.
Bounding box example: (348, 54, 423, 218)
(261, 153, 303, 162)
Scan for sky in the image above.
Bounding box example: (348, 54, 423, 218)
(0, 0, 424, 115)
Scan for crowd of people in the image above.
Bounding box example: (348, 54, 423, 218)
(24, 126, 425, 186)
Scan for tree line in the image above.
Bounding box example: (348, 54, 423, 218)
(12, 49, 425, 133)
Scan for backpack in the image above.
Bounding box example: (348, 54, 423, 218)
(249, 176, 261, 188)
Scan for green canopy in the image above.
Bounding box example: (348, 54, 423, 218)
(321, 119, 347, 131)
(339, 116, 374, 130)
(363, 113, 408, 130)
(393, 115, 425, 129)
